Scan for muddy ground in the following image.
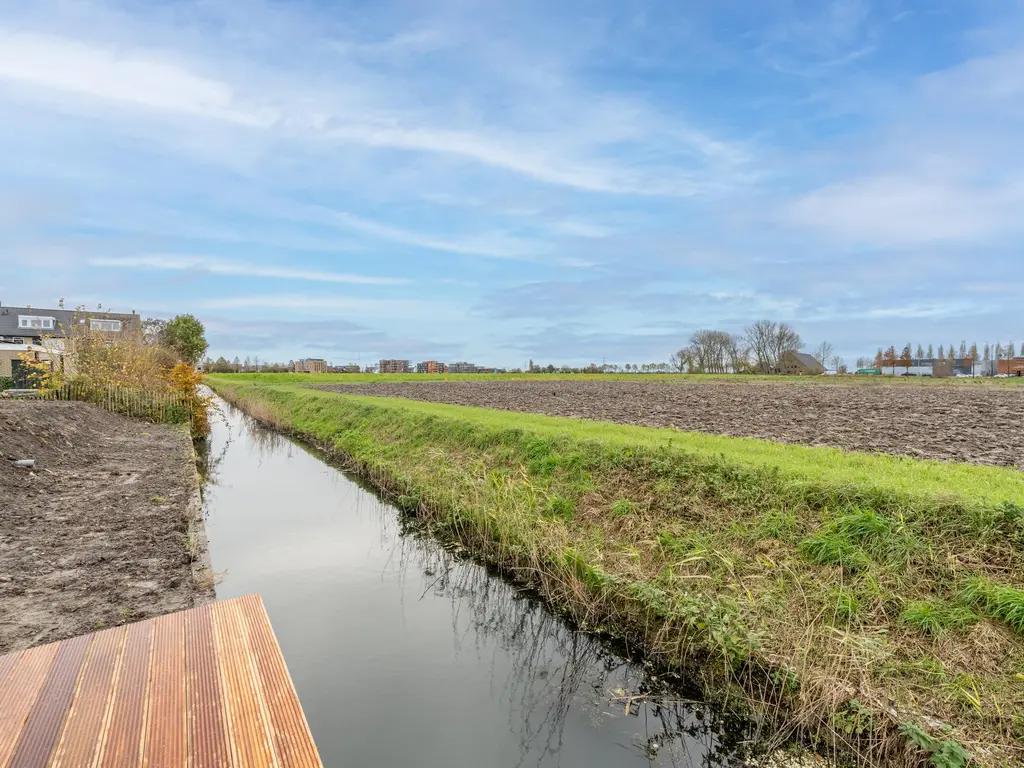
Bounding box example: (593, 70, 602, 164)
(0, 400, 203, 653)
(317, 380, 1024, 469)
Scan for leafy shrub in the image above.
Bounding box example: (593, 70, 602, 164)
(898, 723, 969, 768)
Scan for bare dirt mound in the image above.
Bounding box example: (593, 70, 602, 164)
(316, 380, 1024, 469)
(0, 400, 200, 653)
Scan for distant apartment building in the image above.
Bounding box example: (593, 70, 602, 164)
(447, 361, 478, 374)
(998, 358, 1024, 376)
(883, 358, 990, 378)
(416, 360, 446, 374)
(379, 359, 411, 374)
(293, 358, 328, 374)
(329, 364, 361, 374)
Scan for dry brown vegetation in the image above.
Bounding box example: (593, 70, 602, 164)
(315, 379, 1024, 469)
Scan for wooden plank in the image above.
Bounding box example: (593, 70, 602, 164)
(142, 612, 187, 768)
(0, 595, 321, 768)
(7, 634, 90, 768)
(185, 605, 231, 768)
(238, 595, 322, 767)
(0, 653, 20, 689)
(96, 619, 154, 767)
(0, 643, 60, 767)
(211, 599, 276, 767)
(49, 626, 128, 768)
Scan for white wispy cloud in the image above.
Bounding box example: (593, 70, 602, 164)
(551, 219, 615, 238)
(199, 294, 459, 319)
(0, 19, 748, 196)
(0, 30, 263, 125)
(89, 255, 408, 285)
(783, 42, 1024, 247)
(307, 207, 541, 259)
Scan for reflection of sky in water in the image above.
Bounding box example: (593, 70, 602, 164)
(199, 398, 751, 767)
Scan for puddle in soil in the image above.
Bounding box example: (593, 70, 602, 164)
(199, 398, 763, 767)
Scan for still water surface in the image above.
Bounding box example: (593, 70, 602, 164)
(200, 399, 750, 767)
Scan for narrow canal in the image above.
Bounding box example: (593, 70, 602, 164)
(200, 398, 752, 767)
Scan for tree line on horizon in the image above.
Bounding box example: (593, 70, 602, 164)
(667, 320, 843, 374)
(200, 325, 1020, 377)
(856, 340, 1019, 372)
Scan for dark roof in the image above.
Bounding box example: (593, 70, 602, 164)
(0, 306, 137, 338)
(784, 351, 823, 370)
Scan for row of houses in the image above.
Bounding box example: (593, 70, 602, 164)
(292, 358, 328, 373)
(378, 359, 504, 374)
(0, 304, 139, 385)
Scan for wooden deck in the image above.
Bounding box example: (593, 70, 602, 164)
(0, 594, 322, 767)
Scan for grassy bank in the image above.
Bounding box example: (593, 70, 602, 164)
(215, 371, 1024, 387)
(208, 377, 1024, 767)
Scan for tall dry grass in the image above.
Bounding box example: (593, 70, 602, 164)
(22, 310, 210, 436)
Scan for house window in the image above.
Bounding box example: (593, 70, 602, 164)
(17, 316, 56, 330)
(89, 319, 123, 332)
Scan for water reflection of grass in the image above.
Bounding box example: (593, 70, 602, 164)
(207, 378, 1024, 768)
(388, 529, 751, 767)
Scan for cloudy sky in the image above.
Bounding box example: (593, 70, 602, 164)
(1, 0, 1021, 367)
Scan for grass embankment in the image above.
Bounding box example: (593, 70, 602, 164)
(218, 371, 1024, 387)
(207, 377, 1024, 767)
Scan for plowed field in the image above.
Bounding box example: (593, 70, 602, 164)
(315, 380, 1024, 469)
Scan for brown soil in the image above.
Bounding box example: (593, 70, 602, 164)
(317, 380, 1024, 468)
(0, 400, 203, 653)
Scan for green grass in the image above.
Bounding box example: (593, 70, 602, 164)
(209, 377, 1024, 512)
(206, 375, 1024, 767)
(961, 576, 1024, 633)
(213, 371, 1024, 387)
(901, 599, 979, 636)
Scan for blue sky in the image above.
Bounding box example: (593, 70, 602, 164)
(1, 0, 1021, 368)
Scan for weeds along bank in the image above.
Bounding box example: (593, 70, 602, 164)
(207, 377, 1024, 767)
(17, 321, 210, 436)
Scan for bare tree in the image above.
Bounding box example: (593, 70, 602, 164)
(915, 344, 924, 360)
(812, 341, 834, 369)
(745, 320, 801, 374)
(829, 355, 845, 373)
(729, 336, 751, 374)
(688, 329, 742, 374)
(668, 350, 690, 373)
(927, 343, 934, 358)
